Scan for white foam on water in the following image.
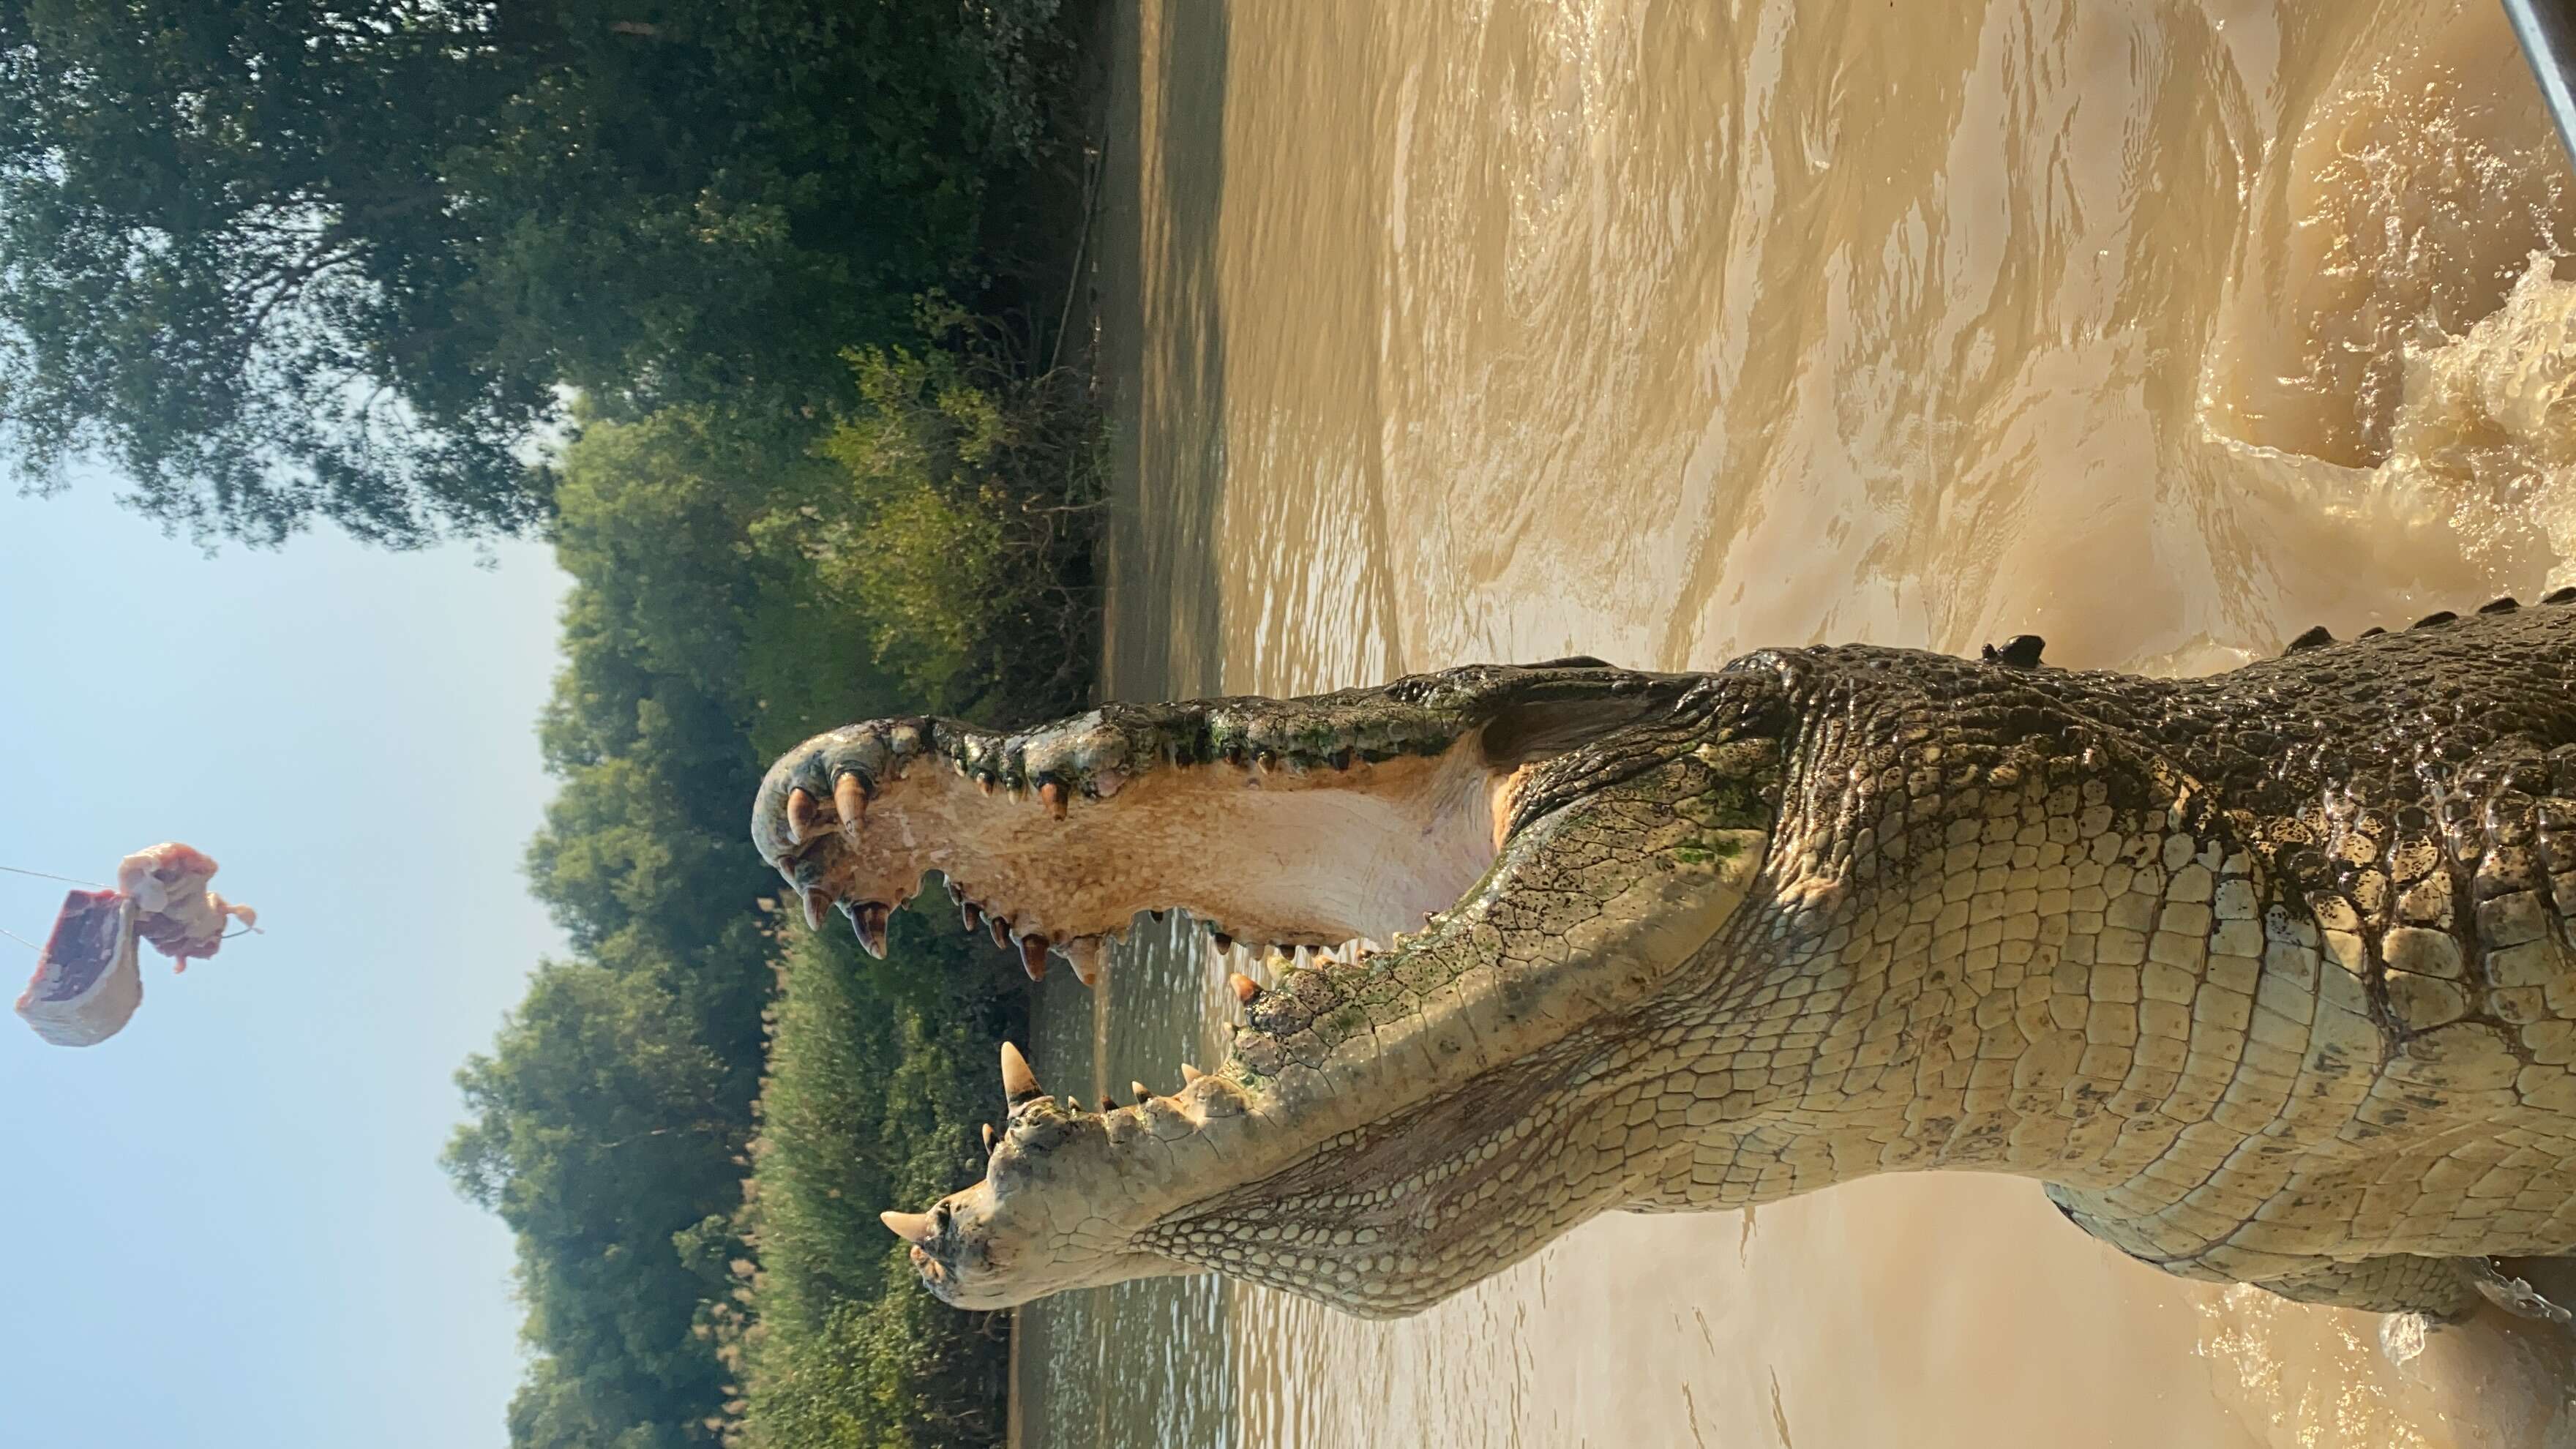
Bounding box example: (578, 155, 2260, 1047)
(2378, 253, 2576, 590)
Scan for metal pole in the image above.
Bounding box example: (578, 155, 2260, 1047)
(2506, 0, 2576, 170)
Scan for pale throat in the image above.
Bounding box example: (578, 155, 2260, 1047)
(920, 738, 1522, 946)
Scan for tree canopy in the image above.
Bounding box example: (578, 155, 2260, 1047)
(443, 377, 1091, 1444)
(0, 0, 1070, 543)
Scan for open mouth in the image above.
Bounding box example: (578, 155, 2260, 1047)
(752, 702, 1527, 985)
(751, 662, 1779, 1317)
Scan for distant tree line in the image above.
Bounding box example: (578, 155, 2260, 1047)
(442, 367, 1098, 1444)
(0, 0, 1078, 544)
(0, 2, 1107, 1445)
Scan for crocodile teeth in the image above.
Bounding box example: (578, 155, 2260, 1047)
(991, 915, 1014, 951)
(981, 1122, 995, 1150)
(1000, 1041, 1044, 1104)
(1019, 934, 1050, 981)
(786, 787, 820, 840)
(881, 1210, 937, 1246)
(1131, 1080, 1150, 1102)
(833, 772, 869, 837)
(1180, 1063, 1204, 1082)
(852, 902, 890, 959)
(961, 901, 984, 935)
(1057, 936, 1104, 986)
(1229, 972, 1259, 1004)
(1038, 779, 1069, 820)
(800, 888, 831, 932)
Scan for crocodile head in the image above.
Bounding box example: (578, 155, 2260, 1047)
(750, 662, 1787, 1316)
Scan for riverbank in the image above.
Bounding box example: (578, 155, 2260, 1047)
(442, 4, 1125, 1445)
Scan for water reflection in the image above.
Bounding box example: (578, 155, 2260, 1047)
(1015, 916, 1236, 1449)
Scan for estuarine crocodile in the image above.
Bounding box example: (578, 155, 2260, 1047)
(752, 593, 2576, 1321)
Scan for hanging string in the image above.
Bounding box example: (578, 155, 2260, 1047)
(0, 863, 107, 889)
(1, 864, 110, 952)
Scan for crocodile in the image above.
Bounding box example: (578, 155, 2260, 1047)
(750, 593, 2576, 1321)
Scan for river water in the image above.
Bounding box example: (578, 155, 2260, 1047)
(1016, 1, 2576, 1443)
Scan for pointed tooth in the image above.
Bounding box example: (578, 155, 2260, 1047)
(1229, 972, 1259, 1004)
(961, 901, 985, 935)
(853, 903, 890, 959)
(834, 773, 869, 837)
(1019, 933, 1049, 981)
(1099, 1095, 1117, 1112)
(1131, 1080, 1150, 1101)
(946, 879, 967, 905)
(1063, 1094, 1082, 1113)
(1059, 936, 1104, 987)
(801, 888, 830, 932)
(1180, 1063, 1204, 1082)
(981, 1122, 995, 1150)
(881, 1210, 938, 1246)
(1000, 1041, 1044, 1105)
(991, 915, 1013, 951)
(1039, 779, 1069, 820)
(787, 787, 820, 840)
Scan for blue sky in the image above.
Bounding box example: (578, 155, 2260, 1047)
(0, 474, 566, 1446)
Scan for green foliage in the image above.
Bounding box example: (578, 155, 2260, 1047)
(456, 372, 1098, 1445)
(806, 328, 1105, 724)
(446, 961, 747, 1449)
(724, 920, 1022, 1449)
(454, 402, 891, 1445)
(528, 403, 883, 1074)
(0, 0, 1082, 544)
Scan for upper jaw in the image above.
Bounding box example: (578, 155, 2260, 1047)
(752, 706, 1512, 978)
(749, 663, 1700, 974)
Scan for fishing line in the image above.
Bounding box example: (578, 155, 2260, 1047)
(2, 864, 106, 952)
(0, 863, 108, 888)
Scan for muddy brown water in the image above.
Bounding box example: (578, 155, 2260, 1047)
(1014, 1, 2576, 1443)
